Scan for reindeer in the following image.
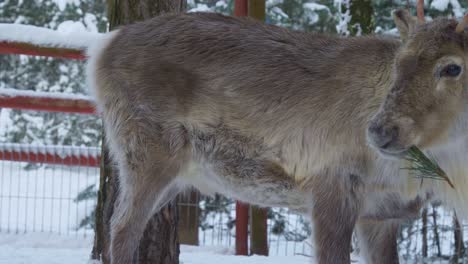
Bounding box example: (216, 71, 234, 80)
(86, 5, 468, 264)
(363, 10, 468, 263)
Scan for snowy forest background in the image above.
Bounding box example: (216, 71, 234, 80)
(0, 0, 467, 262)
(1, 0, 465, 146)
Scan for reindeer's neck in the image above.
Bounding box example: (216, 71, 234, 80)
(300, 35, 401, 129)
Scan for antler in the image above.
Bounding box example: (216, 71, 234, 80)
(416, 0, 425, 23)
(456, 14, 468, 33)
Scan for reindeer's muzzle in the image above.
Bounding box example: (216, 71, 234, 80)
(368, 122, 399, 149)
(367, 118, 413, 158)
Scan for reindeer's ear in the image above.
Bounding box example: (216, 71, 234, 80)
(393, 9, 417, 42)
(456, 15, 468, 54)
(456, 14, 468, 33)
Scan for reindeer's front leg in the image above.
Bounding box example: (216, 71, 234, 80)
(355, 193, 428, 264)
(311, 173, 364, 264)
(356, 219, 400, 264)
(360, 193, 426, 221)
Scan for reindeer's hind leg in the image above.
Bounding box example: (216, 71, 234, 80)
(109, 169, 181, 264)
(104, 123, 189, 264)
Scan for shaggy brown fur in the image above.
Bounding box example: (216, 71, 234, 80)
(87, 10, 468, 264)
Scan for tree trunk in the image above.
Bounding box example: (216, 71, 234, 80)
(348, 0, 374, 36)
(431, 206, 441, 258)
(453, 212, 465, 261)
(421, 207, 428, 258)
(92, 1, 186, 264)
(250, 206, 268, 256)
(92, 136, 117, 264)
(178, 190, 199, 246)
(138, 203, 180, 264)
(107, 0, 187, 27)
(248, 0, 265, 21)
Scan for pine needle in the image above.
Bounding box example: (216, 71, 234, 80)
(403, 146, 455, 189)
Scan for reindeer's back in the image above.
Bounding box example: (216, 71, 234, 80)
(97, 12, 397, 121)
(90, 12, 401, 181)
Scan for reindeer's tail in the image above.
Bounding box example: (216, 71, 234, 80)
(85, 30, 119, 111)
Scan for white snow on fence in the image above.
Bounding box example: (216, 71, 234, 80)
(0, 23, 102, 50)
(0, 88, 94, 102)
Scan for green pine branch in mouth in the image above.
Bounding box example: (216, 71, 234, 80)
(403, 146, 455, 189)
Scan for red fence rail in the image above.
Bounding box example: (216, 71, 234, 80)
(0, 143, 100, 167)
(0, 41, 86, 60)
(0, 90, 96, 114)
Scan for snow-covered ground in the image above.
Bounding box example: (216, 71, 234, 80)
(0, 232, 459, 264)
(0, 233, 315, 264)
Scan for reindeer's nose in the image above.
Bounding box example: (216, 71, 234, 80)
(367, 122, 399, 150)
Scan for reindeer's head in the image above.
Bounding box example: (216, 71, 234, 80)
(367, 9, 468, 158)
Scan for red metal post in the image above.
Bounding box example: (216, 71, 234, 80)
(234, 0, 250, 256)
(0, 148, 100, 167)
(235, 201, 249, 255)
(234, 0, 248, 17)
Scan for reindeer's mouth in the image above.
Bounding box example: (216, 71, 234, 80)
(377, 147, 410, 160)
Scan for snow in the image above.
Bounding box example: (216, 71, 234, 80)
(431, 0, 465, 17)
(0, 88, 93, 101)
(0, 109, 12, 138)
(57, 21, 89, 36)
(215, 0, 228, 9)
(267, 0, 284, 8)
(83, 14, 99, 33)
(53, 0, 81, 11)
(271, 7, 289, 19)
(303, 2, 330, 25)
(0, 233, 315, 264)
(303, 3, 330, 12)
(0, 235, 92, 264)
(188, 4, 213, 13)
(0, 23, 102, 50)
(180, 246, 312, 264)
(334, 0, 351, 36)
(431, 0, 450, 11)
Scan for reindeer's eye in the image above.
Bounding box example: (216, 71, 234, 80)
(441, 64, 462, 78)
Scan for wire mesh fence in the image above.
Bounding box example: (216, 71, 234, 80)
(0, 158, 100, 237)
(397, 205, 468, 263)
(0, 141, 309, 256)
(177, 192, 313, 256)
(0, 128, 467, 258)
